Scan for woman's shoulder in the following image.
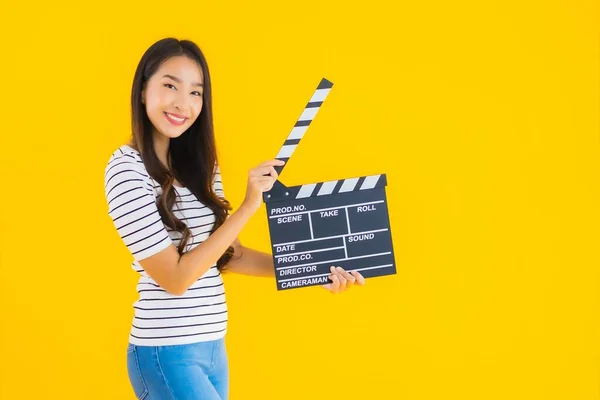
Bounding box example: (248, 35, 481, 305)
(106, 143, 143, 166)
(104, 143, 149, 182)
(109, 142, 139, 157)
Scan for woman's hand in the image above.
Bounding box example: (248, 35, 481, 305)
(241, 159, 285, 213)
(321, 266, 365, 293)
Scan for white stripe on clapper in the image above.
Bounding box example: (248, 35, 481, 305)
(360, 175, 381, 190)
(276, 145, 296, 159)
(317, 180, 338, 196)
(296, 183, 317, 199)
(310, 88, 331, 102)
(339, 178, 359, 193)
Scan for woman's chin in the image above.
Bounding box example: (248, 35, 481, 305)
(157, 125, 187, 139)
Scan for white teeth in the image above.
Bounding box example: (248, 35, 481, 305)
(166, 113, 185, 122)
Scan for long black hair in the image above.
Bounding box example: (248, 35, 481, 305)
(128, 37, 234, 271)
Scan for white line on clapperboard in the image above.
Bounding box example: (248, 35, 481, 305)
(274, 246, 345, 258)
(272, 228, 389, 247)
(307, 213, 314, 239)
(269, 200, 384, 219)
(276, 252, 392, 270)
(343, 229, 348, 258)
(279, 264, 394, 283)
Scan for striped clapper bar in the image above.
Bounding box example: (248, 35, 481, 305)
(263, 78, 397, 290)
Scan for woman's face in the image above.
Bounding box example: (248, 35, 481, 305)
(142, 56, 204, 140)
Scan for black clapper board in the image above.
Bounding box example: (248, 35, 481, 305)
(262, 78, 397, 290)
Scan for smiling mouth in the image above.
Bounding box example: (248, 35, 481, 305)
(164, 112, 188, 126)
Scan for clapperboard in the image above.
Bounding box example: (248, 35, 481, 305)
(262, 78, 397, 290)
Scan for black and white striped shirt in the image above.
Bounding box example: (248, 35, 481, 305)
(104, 144, 228, 346)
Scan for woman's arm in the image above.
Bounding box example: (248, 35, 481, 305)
(225, 237, 275, 277)
(117, 159, 283, 296)
(224, 238, 367, 294)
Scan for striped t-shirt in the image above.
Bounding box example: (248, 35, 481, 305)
(104, 144, 228, 346)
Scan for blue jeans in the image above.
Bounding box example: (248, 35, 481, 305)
(127, 338, 229, 400)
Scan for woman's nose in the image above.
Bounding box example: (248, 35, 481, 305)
(172, 96, 190, 114)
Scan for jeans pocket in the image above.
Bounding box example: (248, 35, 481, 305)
(127, 346, 149, 400)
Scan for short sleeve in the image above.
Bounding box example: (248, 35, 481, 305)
(104, 156, 173, 262)
(212, 164, 225, 199)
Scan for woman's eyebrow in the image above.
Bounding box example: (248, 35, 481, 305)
(163, 74, 203, 87)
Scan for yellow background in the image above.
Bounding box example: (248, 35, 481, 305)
(1, 1, 598, 399)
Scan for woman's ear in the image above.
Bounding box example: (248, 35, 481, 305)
(141, 89, 146, 104)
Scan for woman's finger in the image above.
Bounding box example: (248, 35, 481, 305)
(250, 176, 274, 185)
(334, 267, 347, 292)
(337, 267, 356, 287)
(350, 270, 366, 285)
(328, 267, 340, 293)
(253, 177, 276, 192)
(256, 159, 285, 169)
(249, 166, 275, 178)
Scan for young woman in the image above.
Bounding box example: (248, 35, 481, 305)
(103, 37, 365, 400)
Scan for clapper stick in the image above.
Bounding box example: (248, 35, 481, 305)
(264, 78, 334, 202)
(273, 78, 334, 176)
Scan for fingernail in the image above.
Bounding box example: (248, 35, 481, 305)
(336, 267, 343, 272)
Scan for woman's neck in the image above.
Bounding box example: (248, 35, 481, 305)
(153, 132, 170, 169)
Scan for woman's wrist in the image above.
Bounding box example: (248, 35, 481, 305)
(236, 200, 260, 217)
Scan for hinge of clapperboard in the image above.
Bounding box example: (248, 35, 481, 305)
(263, 77, 386, 203)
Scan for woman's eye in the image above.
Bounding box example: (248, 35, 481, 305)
(164, 83, 176, 90)
(192, 91, 202, 97)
